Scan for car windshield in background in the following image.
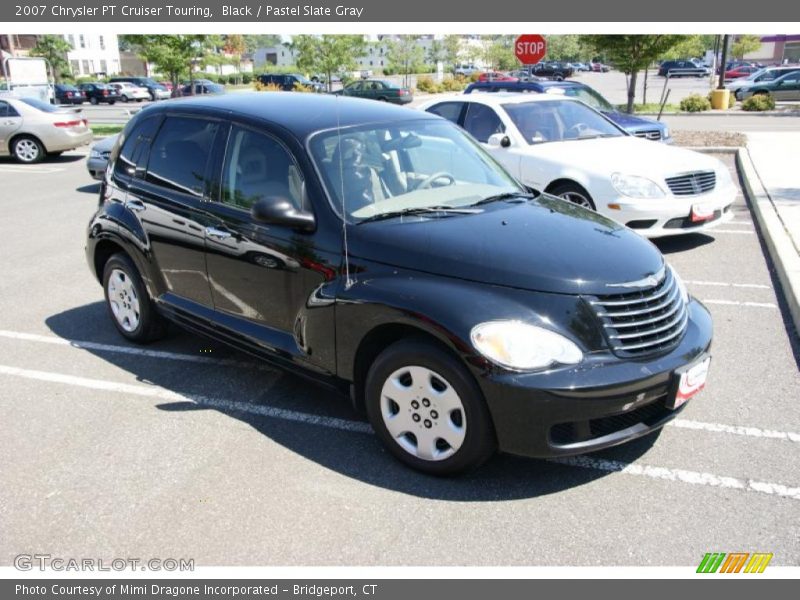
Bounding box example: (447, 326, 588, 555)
(19, 97, 65, 113)
(557, 87, 616, 112)
(309, 119, 522, 222)
(503, 100, 624, 144)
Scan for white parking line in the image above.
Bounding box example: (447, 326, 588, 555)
(686, 280, 771, 290)
(709, 230, 755, 235)
(3, 328, 798, 444)
(0, 363, 797, 501)
(0, 330, 275, 372)
(0, 165, 64, 174)
(702, 299, 778, 308)
(669, 419, 800, 443)
(548, 456, 800, 501)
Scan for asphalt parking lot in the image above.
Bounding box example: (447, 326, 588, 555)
(0, 150, 798, 566)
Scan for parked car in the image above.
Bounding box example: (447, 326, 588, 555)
(335, 79, 412, 104)
(590, 62, 611, 72)
(86, 133, 118, 180)
(0, 96, 92, 163)
(464, 80, 672, 143)
(477, 71, 518, 82)
(736, 70, 800, 101)
(529, 62, 574, 80)
(257, 73, 323, 92)
(110, 82, 150, 103)
(79, 82, 121, 105)
(507, 69, 540, 82)
(725, 65, 800, 95)
(181, 83, 226, 96)
(724, 65, 760, 80)
(658, 60, 709, 77)
(158, 81, 174, 93)
(420, 93, 735, 238)
(109, 77, 170, 101)
(453, 64, 479, 77)
(54, 83, 86, 105)
(86, 93, 712, 475)
(569, 62, 591, 72)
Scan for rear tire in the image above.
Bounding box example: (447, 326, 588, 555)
(365, 338, 497, 476)
(121, 95, 129, 102)
(90, 96, 98, 105)
(11, 135, 45, 164)
(102, 253, 167, 343)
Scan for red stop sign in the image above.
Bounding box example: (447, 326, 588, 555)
(515, 34, 547, 65)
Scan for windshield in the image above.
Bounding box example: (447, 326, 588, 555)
(558, 87, 615, 112)
(309, 119, 523, 223)
(502, 99, 624, 144)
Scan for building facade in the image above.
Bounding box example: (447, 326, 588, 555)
(63, 33, 121, 77)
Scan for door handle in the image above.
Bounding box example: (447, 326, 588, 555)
(205, 227, 232, 240)
(125, 199, 146, 212)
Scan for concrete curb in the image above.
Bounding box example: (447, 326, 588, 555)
(637, 110, 800, 117)
(687, 146, 740, 154)
(736, 147, 800, 338)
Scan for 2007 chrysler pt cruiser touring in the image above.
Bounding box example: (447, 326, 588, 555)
(86, 93, 712, 475)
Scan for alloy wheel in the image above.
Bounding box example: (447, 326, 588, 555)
(560, 190, 594, 209)
(14, 139, 40, 163)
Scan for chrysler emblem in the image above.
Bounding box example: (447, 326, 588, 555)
(606, 266, 666, 289)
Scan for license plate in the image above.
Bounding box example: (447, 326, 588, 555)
(669, 355, 711, 410)
(691, 203, 715, 222)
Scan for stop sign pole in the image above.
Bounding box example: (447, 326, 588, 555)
(515, 34, 547, 65)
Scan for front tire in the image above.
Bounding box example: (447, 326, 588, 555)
(549, 181, 596, 210)
(365, 339, 496, 475)
(12, 135, 45, 163)
(121, 95, 129, 102)
(102, 253, 166, 343)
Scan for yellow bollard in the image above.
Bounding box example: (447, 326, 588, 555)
(710, 89, 731, 110)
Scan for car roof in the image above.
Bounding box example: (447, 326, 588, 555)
(453, 92, 578, 106)
(466, 80, 584, 93)
(138, 92, 438, 138)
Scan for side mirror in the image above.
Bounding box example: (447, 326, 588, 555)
(251, 196, 315, 232)
(487, 133, 512, 148)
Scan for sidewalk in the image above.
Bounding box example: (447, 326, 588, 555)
(739, 132, 800, 336)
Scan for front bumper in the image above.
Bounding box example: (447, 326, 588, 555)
(477, 299, 712, 458)
(86, 156, 108, 180)
(601, 181, 737, 238)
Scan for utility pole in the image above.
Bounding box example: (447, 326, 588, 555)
(717, 34, 730, 90)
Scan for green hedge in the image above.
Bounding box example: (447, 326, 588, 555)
(679, 93, 711, 112)
(741, 94, 776, 111)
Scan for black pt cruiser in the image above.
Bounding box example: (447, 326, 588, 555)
(86, 93, 712, 475)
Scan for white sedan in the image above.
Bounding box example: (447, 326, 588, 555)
(419, 94, 736, 238)
(111, 82, 150, 103)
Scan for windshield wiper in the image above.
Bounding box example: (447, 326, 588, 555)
(469, 191, 538, 207)
(356, 206, 481, 225)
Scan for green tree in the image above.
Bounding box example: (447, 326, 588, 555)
(545, 35, 587, 62)
(443, 35, 462, 70)
(386, 36, 425, 87)
(122, 35, 213, 95)
(224, 35, 246, 84)
(582, 35, 688, 113)
(292, 35, 366, 92)
(660, 35, 711, 61)
(243, 35, 282, 54)
(29, 35, 71, 83)
(731, 35, 762, 60)
(480, 35, 517, 70)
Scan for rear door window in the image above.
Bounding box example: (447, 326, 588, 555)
(145, 116, 218, 196)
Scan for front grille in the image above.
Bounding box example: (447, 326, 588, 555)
(665, 171, 716, 196)
(634, 129, 662, 141)
(587, 266, 688, 358)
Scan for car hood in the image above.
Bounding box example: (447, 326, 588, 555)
(92, 134, 118, 152)
(349, 195, 664, 295)
(527, 136, 720, 180)
(602, 110, 663, 131)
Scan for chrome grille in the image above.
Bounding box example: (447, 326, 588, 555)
(633, 129, 662, 141)
(588, 267, 688, 358)
(665, 171, 716, 196)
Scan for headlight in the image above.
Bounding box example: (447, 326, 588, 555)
(470, 321, 583, 371)
(670, 264, 689, 304)
(90, 150, 101, 158)
(611, 173, 665, 199)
